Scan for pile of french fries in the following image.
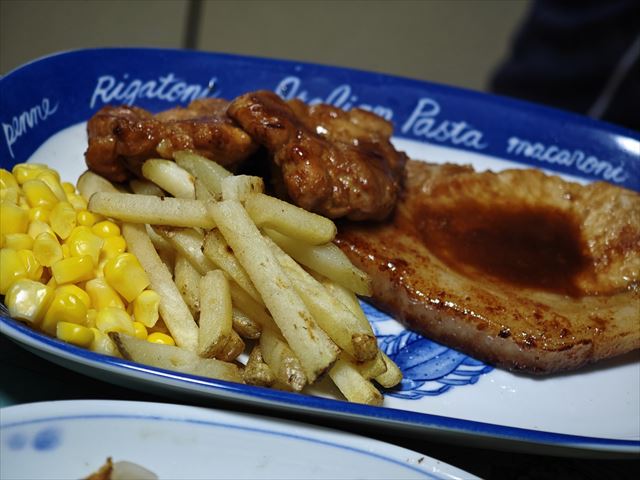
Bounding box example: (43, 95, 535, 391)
(79, 151, 402, 405)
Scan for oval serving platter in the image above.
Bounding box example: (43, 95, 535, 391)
(1, 48, 639, 457)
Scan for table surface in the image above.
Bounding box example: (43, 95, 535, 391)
(1, 333, 638, 479)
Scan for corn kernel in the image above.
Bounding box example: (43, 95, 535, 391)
(104, 252, 150, 302)
(41, 290, 88, 334)
(27, 220, 54, 239)
(0, 248, 27, 294)
(89, 327, 119, 356)
(28, 206, 50, 223)
(42, 167, 60, 182)
(51, 255, 94, 284)
(92, 220, 120, 238)
(66, 226, 103, 265)
(66, 193, 88, 211)
(85, 308, 98, 328)
(133, 321, 148, 340)
(50, 201, 77, 239)
(62, 181, 76, 195)
(61, 243, 71, 258)
(56, 284, 91, 309)
(1, 201, 29, 235)
(12, 163, 48, 184)
(18, 249, 43, 281)
(94, 258, 108, 277)
(0, 186, 19, 204)
(3, 233, 33, 250)
(76, 210, 98, 227)
(46, 276, 57, 289)
(36, 170, 67, 201)
(33, 231, 63, 266)
(4, 279, 54, 324)
(147, 332, 175, 346)
(132, 289, 160, 328)
(96, 307, 135, 335)
(56, 321, 94, 347)
(100, 235, 126, 259)
(22, 179, 59, 209)
(0, 168, 19, 190)
(85, 277, 125, 310)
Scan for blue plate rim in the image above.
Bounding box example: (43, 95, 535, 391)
(3, 45, 639, 139)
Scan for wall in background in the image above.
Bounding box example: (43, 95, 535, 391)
(1, 0, 529, 92)
(0, 0, 189, 71)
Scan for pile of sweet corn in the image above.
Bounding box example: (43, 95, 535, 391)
(0, 163, 175, 355)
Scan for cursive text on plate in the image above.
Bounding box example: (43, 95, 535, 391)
(2, 98, 58, 159)
(90, 73, 216, 108)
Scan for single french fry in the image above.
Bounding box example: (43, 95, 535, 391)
(354, 351, 387, 379)
(174, 150, 231, 199)
(141, 158, 195, 199)
(232, 307, 262, 340)
(202, 229, 262, 303)
(110, 332, 242, 383)
(266, 236, 377, 362)
(121, 223, 198, 351)
(243, 345, 275, 387)
(322, 278, 396, 383)
(221, 175, 264, 202)
(374, 351, 403, 388)
(194, 178, 215, 202)
(89, 192, 214, 229)
(154, 227, 215, 275)
(260, 327, 307, 392)
(174, 253, 201, 317)
(265, 229, 371, 296)
(216, 329, 245, 362)
(228, 280, 278, 332)
(198, 270, 233, 359)
(244, 193, 336, 245)
(208, 200, 339, 382)
(145, 225, 173, 254)
(145, 224, 175, 273)
(329, 357, 383, 406)
(77, 170, 118, 197)
(129, 178, 165, 196)
(320, 277, 371, 328)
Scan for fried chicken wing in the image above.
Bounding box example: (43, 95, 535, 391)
(85, 98, 258, 182)
(227, 90, 407, 221)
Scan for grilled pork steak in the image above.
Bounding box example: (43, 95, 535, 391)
(336, 160, 640, 374)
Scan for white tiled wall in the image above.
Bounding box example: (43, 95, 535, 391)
(1, 0, 529, 92)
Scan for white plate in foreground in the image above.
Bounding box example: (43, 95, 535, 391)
(0, 400, 475, 480)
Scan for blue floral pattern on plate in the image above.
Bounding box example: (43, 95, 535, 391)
(362, 302, 493, 399)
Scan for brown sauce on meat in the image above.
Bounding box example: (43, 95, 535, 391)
(416, 203, 590, 296)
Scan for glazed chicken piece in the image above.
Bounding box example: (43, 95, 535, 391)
(227, 90, 407, 221)
(85, 98, 258, 182)
(336, 160, 640, 374)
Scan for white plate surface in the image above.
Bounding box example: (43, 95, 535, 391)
(0, 400, 475, 480)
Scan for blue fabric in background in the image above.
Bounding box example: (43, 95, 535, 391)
(491, 0, 640, 132)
